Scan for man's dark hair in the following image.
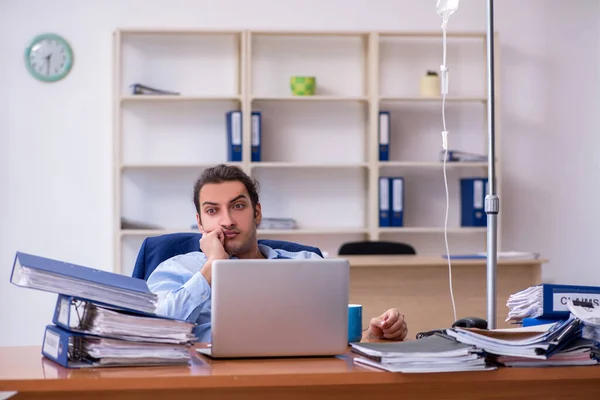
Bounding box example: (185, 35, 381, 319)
(193, 164, 260, 214)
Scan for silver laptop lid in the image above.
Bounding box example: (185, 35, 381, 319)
(209, 258, 350, 358)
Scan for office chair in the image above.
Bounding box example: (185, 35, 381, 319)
(337, 240, 416, 256)
(132, 232, 324, 280)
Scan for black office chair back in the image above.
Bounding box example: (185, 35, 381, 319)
(338, 241, 416, 255)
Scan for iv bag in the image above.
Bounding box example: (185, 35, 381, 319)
(436, 0, 459, 17)
(437, 0, 459, 27)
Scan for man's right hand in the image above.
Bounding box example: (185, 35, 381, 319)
(199, 229, 229, 286)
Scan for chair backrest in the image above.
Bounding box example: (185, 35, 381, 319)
(132, 232, 324, 280)
(337, 240, 416, 256)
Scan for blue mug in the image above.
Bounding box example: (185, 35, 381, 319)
(348, 304, 363, 343)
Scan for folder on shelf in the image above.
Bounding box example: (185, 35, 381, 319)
(378, 111, 390, 161)
(506, 284, 600, 322)
(460, 177, 487, 227)
(251, 111, 262, 162)
(10, 252, 158, 315)
(379, 177, 391, 227)
(390, 177, 404, 227)
(52, 295, 196, 344)
(226, 110, 242, 162)
(42, 324, 191, 368)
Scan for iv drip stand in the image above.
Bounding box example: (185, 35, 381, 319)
(485, 0, 499, 330)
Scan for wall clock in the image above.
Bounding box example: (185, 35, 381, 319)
(24, 33, 73, 82)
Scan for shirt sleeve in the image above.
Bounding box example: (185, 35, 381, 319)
(146, 256, 211, 323)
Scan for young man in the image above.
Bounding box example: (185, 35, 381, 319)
(147, 164, 408, 343)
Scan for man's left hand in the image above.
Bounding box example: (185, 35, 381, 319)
(364, 308, 407, 341)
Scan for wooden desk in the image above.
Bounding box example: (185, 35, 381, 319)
(343, 255, 546, 337)
(1, 345, 599, 400)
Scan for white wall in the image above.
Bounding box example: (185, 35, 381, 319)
(1, 0, 598, 346)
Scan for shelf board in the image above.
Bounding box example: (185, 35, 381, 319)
(378, 31, 486, 39)
(121, 163, 242, 170)
(120, 95, 241, 102)
(251, 162, 369, 169)
(258, 228, 368, 235)
(379, 96, 487, 103)
(117, 28, 242, 35)
(379, 161, 487, 168)
(120, 228, 368, 237)
(250, 30, 370, 37)
(379, 227, 487, 234)
(251, 95, 368, 102)
(120, 229, 197, 237)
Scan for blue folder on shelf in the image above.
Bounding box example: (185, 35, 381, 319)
(378, 111, 390, 161)
(390, 177, 404, 227)
(379, 176, 391, 227)
(460, 177, 487, 227)
(10, 252, 158, 314)
(226, 110, 242, 162)
(251, 111, 262, 162)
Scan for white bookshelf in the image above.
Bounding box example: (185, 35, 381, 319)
(113, 29, 500, 275)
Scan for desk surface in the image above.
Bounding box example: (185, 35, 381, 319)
(1, 345, 600, 400)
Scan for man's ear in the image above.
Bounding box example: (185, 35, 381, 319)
(196, 213, 205, 234)
(254, 203, 262, 226)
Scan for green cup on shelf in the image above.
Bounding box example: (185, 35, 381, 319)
(290, 76, 316, 96)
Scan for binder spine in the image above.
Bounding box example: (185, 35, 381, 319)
(42, 325, 72, 368)
(226, 110, 242, 162)
(390, 177, 404, 227)
(53, 295, 73, 330)
(379, 177, 391, 227)
(378, 111, 390, 161)
(542, 285, 600, 319)
(251, 111, 261, 162)
(52, 295, 96, 332)
(42, 325, 91, 368)
(460, 178, 487, 227)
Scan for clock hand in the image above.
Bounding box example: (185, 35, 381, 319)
(45, 54, 51, 75)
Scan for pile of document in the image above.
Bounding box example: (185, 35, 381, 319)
(447, 305, 600, 367)
(350, 333, 495, 373)
(258, 217, 298, 230)
(10, 251, 197, 368)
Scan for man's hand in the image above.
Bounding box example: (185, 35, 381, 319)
(200, 229, 229, 260)
(364, 308, 408, 341)
(199, 229, 229, 285)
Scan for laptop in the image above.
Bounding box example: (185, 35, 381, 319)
(196, 258, 350, 358)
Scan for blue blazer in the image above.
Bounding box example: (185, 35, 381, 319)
(132, 232, 324, 280)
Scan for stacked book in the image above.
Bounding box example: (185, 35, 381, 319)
(350, 333, 495, 373)
(10, 252, 196, 368)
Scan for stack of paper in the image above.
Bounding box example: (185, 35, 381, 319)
(566, 299, 600, 350)
(43, 324, 192, 368)
(56, 295, 196, 344)
(445, 316, 600, 368)
(495, 337, 599, 367)
(350, 333, 494, 373)
(258, 218, 297, 230)
(9, 251, 197, 368)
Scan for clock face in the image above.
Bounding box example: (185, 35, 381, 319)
(24, 33, 73, 82)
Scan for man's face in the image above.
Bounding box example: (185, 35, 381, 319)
(196, 180, 261, 256)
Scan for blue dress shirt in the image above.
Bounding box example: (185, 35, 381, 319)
(146, 244, 322, 342)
